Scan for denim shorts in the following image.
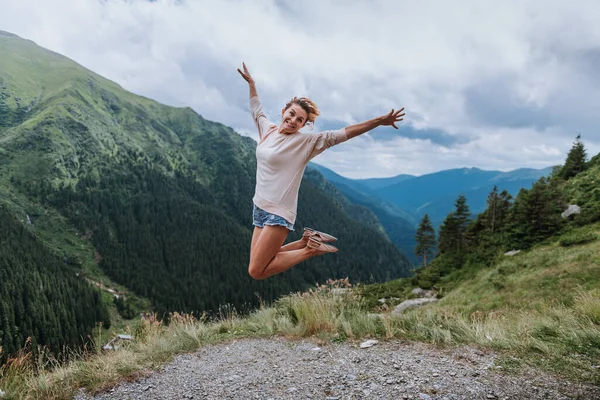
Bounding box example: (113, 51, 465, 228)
(252, 204, 295, 231)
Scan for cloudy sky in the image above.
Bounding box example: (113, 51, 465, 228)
(1, 0, 599, 178)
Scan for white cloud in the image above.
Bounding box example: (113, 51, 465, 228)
(1, 0, 599, 178)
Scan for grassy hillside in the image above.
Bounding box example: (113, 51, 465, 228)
(362, 221, 599, 380)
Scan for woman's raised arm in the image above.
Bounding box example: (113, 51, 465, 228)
(237, 62, 258, 98)
(345, 108, 405, 140)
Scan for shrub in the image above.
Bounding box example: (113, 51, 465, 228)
(559, 232, 598, 247)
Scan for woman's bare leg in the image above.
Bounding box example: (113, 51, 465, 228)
(250, 226, 264, 261)
(248, 225, 326, 280)
(279, 235, 309, 252)
(252, 226, 307, 256)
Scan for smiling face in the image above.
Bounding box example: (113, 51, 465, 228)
(279, 103, 308, 134)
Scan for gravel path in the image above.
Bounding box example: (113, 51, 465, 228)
(74, 337, 599, 400)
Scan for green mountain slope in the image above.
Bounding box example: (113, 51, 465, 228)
(0, 31, 413, 358)
(0, 206, 110, 363)
(308, 162, 420, 264)
(361, 221, 600, 382)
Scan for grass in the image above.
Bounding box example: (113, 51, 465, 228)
(1, 216, 599, 399)
(2, 263, 599, 399)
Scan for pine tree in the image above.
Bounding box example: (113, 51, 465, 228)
(0, 93, 10, 127)
(560, 134, 587, 180)
(487, 186, 500, 234)
(497, 189, 513, 228)
(507, 177, 564, 248)
(437, 211, 457, 254)
(414, 214, 436, 267)
(438, 194, 472, 254)
(588, 152, 600, 168)
(454, 194, 471, 250)
(485, 186, 512, 233)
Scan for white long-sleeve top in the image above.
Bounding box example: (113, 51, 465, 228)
(250, 95, 348, 225)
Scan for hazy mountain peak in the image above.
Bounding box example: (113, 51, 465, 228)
(0, 30, 20, 38)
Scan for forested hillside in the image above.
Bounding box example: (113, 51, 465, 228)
(0, 30, 413, 361)
(411, 136, 600, 288)
(0, 207, 110, 363)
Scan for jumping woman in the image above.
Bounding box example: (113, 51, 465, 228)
(238, 63, 405, 280)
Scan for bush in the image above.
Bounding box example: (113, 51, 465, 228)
(559, 232, 598, 247)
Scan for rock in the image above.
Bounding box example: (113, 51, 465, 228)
(0, 388, 5, 398)
(360, 339, 379, 348)
(419, 393, 432, 400)
(504, 249, 521, 256)
(392, 298, 438, 315)
(378, 298, 387, 303)
(561, 204, 581, 219)
(411, 288, 436, 298)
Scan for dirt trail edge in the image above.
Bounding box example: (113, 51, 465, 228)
(74, 337, 599, 400)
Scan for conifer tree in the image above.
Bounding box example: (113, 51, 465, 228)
(507, 177, 564, 248)
(560, 134, 587, 180)
(485, 186, 512, 233)
(414, 214, 436, 267)
(454, 194, 471, 250)
(438, 194, 471, 254)
(0, 94, 10, 126)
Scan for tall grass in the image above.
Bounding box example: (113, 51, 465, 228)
(2, 277, 598, 399)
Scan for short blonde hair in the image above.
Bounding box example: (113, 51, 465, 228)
(285, 96, 320, 125)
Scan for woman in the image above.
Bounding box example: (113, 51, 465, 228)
(238, 63, 404, 280)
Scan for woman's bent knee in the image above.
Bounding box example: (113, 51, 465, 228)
(248, 264, 265, 280)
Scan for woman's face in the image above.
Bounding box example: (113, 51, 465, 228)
(279, 103, 308, 134)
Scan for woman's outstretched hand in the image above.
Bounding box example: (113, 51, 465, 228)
(380, 108, 405, 129)
(237, 62, 255, 86)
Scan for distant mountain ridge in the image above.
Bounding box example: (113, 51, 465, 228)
(308, 162, 420, 264)
(356, 174, 416, 190)
(309, 163, 554, 232)
(371, 167, 554, 227)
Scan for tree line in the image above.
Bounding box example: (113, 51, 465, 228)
(0, 207, 110, 364)
(413, 135, 598, 287)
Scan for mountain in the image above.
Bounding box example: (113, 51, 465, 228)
(0, 205, 110, 362)
(308, 162, 552, 260)
(372, 167, 554, 227)
(309, 162, 420, 264)
(0, 31, 413, 360)
(355, 174, 416, 190)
